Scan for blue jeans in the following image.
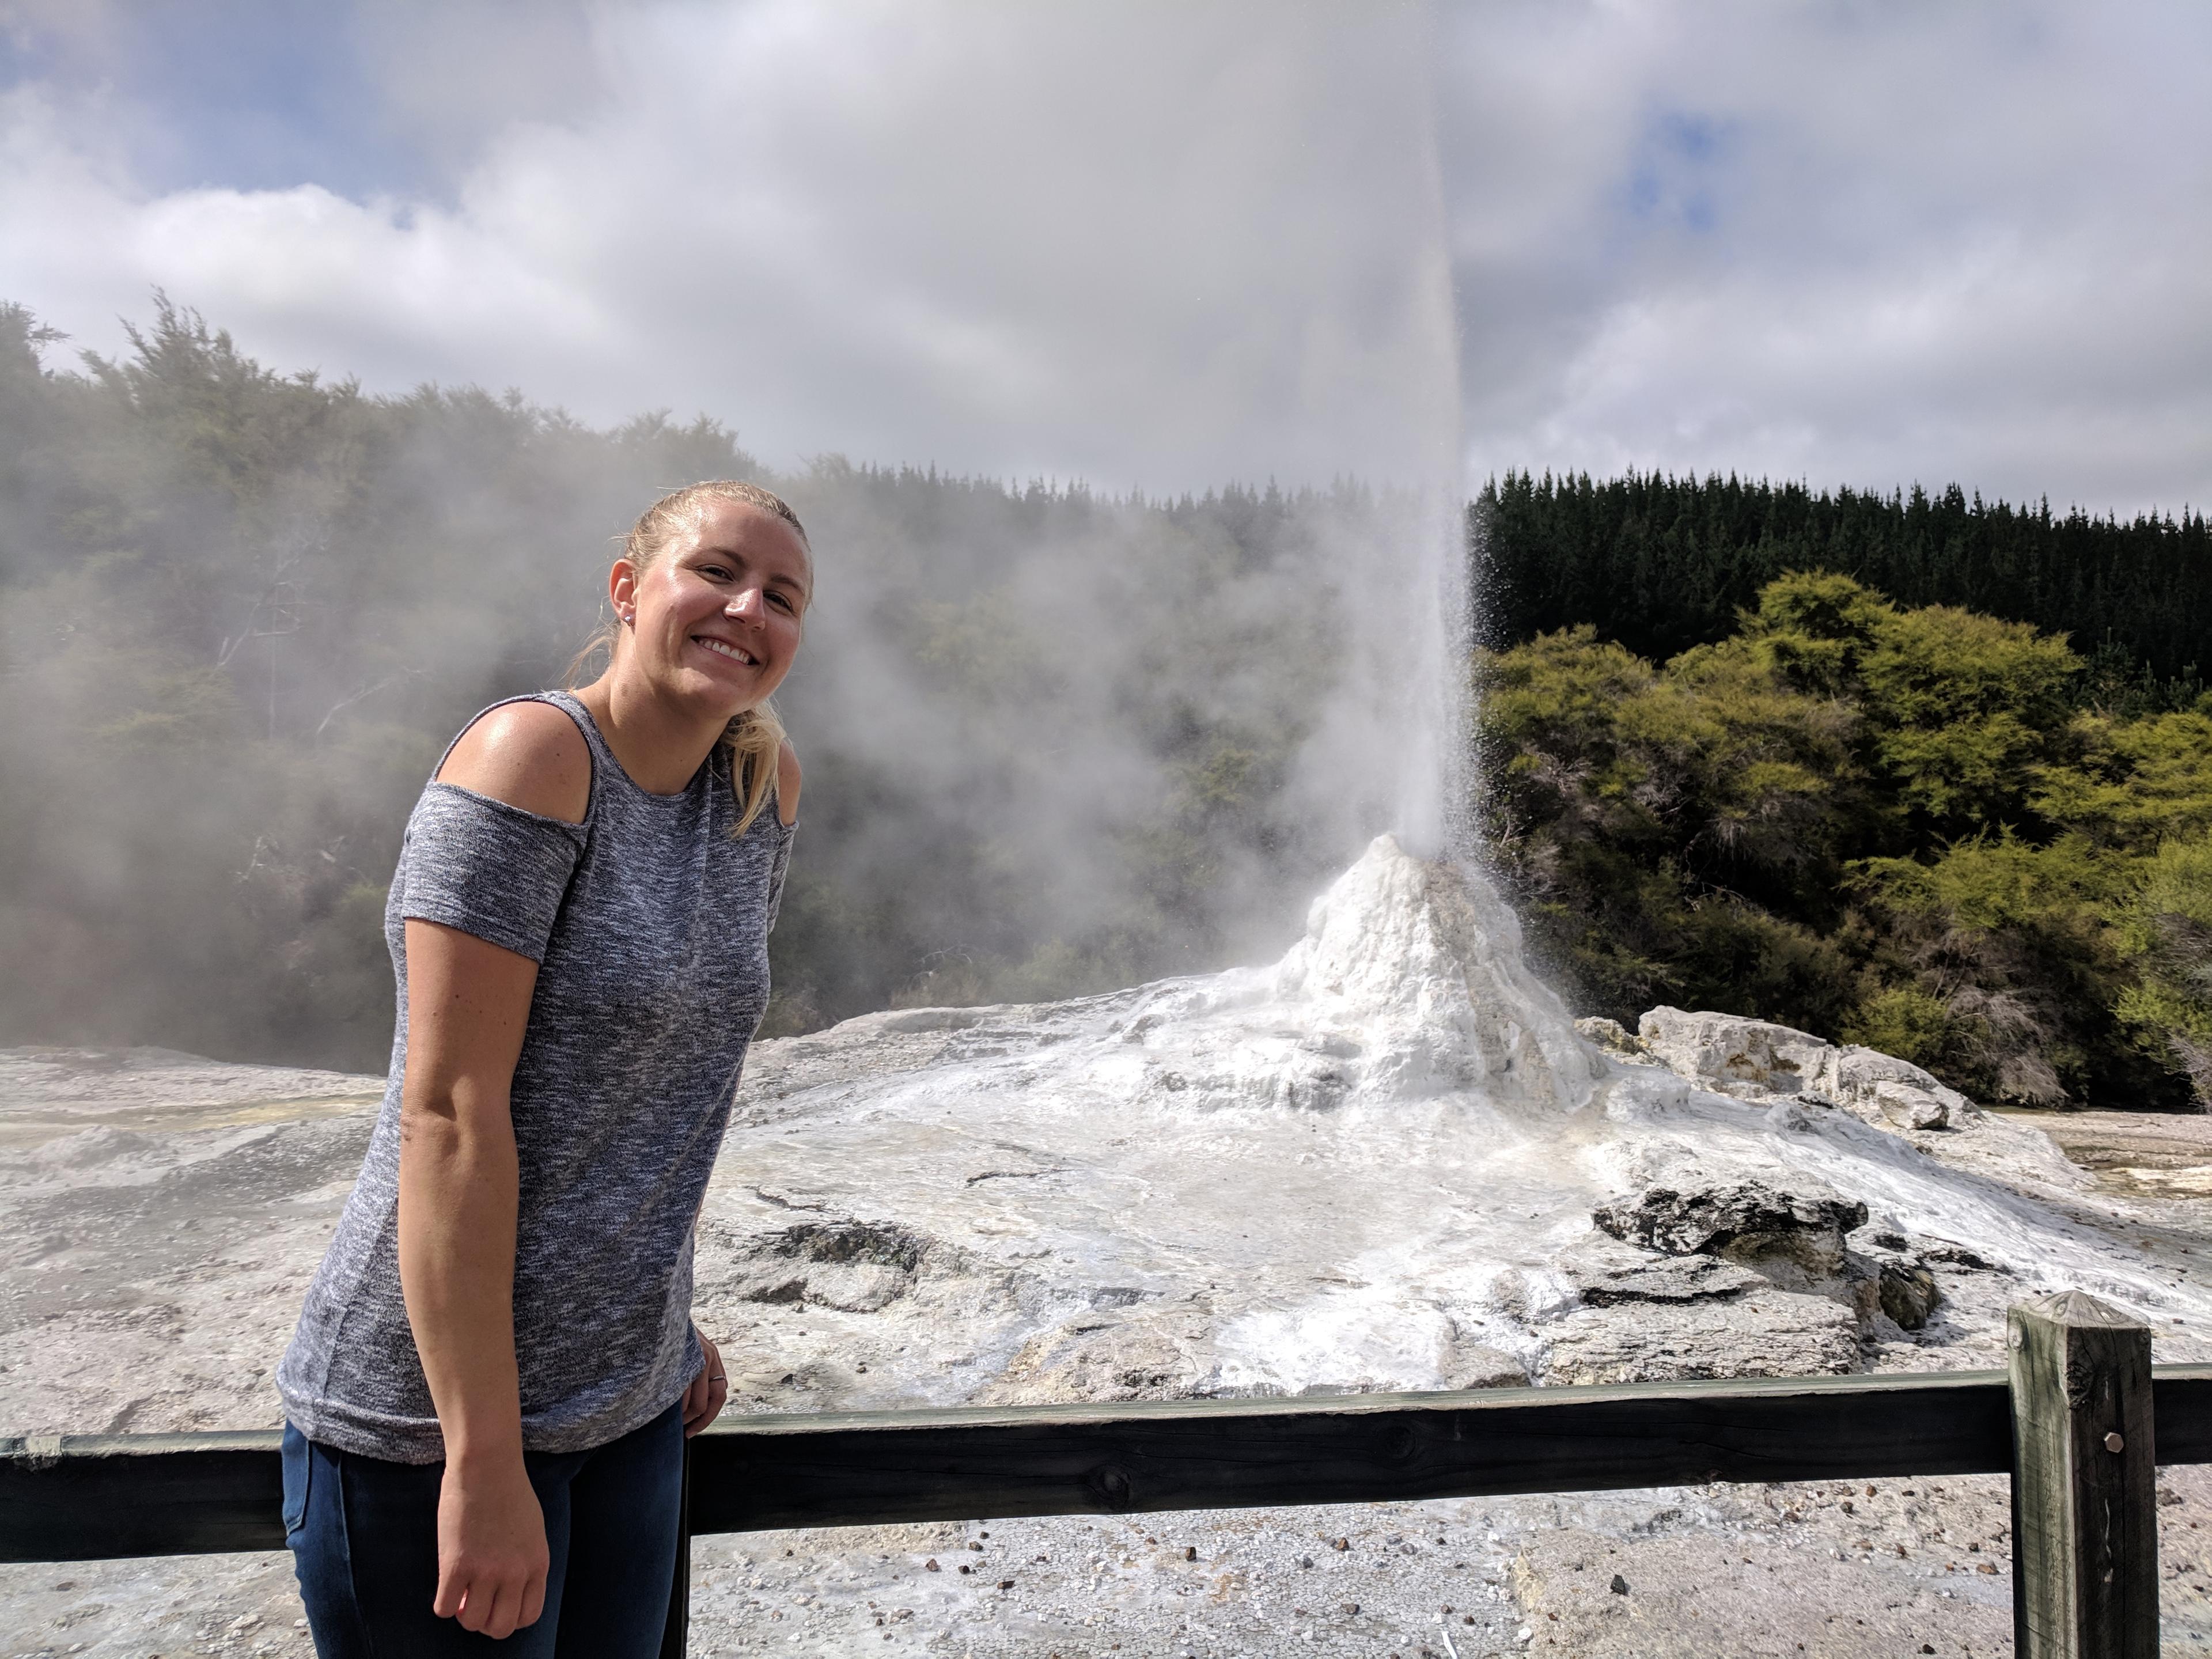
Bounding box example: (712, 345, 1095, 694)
(282, 1404, 684, 1657)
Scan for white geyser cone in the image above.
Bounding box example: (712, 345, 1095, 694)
(1269, 835, 1599, 1114)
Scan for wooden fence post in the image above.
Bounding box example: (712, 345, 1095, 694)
(2008, 1291, 2158, 1659)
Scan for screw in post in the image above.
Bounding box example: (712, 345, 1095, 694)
(2105, 1431, 2126, 1453)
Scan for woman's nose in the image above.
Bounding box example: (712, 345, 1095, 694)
(726, 586, 766, 620)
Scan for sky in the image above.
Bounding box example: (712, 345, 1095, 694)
(1, 0, 2206, 514)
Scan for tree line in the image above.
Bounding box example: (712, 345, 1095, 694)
(1478, 469, 2210, 713)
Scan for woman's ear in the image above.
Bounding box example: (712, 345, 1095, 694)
(609, 558, 639, 625)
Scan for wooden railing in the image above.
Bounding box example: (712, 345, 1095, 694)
(2, 1293, 2195, 1658)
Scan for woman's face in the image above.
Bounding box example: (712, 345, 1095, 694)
(613, 498, 812, 718)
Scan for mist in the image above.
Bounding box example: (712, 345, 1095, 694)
(0, 5, 1466, 1071)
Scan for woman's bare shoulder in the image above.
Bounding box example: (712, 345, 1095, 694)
(435, 701, 592, 824)
(777, 739, 802, 827)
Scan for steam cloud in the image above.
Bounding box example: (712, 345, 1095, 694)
(0, 6, 1465, 1069)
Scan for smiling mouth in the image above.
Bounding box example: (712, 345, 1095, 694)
(694, 635, 759, 667)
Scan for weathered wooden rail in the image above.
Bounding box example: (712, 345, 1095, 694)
(2, 1294, 2199, 1658)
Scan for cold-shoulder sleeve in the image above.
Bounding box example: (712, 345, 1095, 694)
(396, 782, 588, 963)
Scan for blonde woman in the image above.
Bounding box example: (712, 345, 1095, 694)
(276, 482, 809, 1655)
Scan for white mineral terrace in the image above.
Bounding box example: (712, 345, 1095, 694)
(11, 834, 2212, 1656)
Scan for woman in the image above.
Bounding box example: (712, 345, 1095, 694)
(275, 480, 810, 1654)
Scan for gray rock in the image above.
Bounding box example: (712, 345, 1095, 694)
(1558, 1234, 1764, 1305)
(1635, 1007, 1832, 1097)
(1541, 1286, 1861, 1383)
(1592, 1177, 1869, 1277)
(1857, 1071, 1957, 1130)
(1843, 1228, 1945, 1331)
(1631, 1006, 1976, 1132)
(720, 1218, 931, 1313)
(1876, 1259, 1940, 1329)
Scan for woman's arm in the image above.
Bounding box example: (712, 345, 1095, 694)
(397, 703, 589, 1638)
(399, 921, 546, 1638)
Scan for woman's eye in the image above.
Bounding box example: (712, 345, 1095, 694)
(770, 593, 794, 611)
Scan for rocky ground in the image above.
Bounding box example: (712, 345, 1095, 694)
(10, 840, 2212, 1657)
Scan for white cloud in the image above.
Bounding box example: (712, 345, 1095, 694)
(0, 0, 1458, 495)
(1442, 0, 2212, 513)
(5, 0, 2207, 512)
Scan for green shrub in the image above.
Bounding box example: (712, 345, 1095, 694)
(1478, 573, 2212, 1110)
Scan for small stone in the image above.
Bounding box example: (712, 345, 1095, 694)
(1869, 1255, 1941, 1330)
(1343, 1602, 1361, 1615)
(998, 1579, 1014, 1590)
(1184, 1546, 1197, 1560)
(925, 1559, 939, 1571)
(1610, 1574, 1629, 1594)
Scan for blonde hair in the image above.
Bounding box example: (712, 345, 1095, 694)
(569, 480, 809, 836)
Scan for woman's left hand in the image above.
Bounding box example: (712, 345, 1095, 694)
(683, 1327, 729, 1437)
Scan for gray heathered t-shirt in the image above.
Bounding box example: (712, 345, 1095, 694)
(276, 691, 793, 1463)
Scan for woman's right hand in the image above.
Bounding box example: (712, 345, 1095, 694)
(433, 1452, 550, 1638)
